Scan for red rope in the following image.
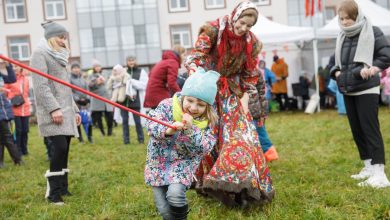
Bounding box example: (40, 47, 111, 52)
(0, 54, 176, 129)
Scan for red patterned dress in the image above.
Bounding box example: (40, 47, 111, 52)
(185, 7, 274, 206)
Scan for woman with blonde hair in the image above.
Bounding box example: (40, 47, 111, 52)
(30, 21, 81, 204)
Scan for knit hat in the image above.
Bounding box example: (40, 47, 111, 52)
(181, 68, 220, 105)
(41, 21, 68, 40)
(273, 55, 279, 62)
(92, 59, 101, 67)
(113, 64, 124, 73)
(71, 63, 80, 69)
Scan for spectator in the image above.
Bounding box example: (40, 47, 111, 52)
(121, 56, 147, 144)
(331, 0, 390, 188)
(144, 45, 185, 109)
(5, 64, 31, 156)
(0, 60, 22, 168)
(271, 55, 289, 111)
(70, 63, 92, 143)
(88, 60, 113, 136)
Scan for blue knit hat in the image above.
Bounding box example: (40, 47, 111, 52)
(181, 68, 220, 105)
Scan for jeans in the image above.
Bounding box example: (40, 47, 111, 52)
(152, 184, 187, 219)
(254, 122, 273, 153)
(14, 116, 29, 155)
(120, 108, 144, 144)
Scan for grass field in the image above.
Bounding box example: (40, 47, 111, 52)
(1, 108, 390, 219)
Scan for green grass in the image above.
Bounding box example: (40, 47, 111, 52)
(1, 108, 390, 219)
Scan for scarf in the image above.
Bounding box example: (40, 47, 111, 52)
(335, 7, 374, 68)
(172, 94, 208, 130)
(38, 38, 69, 67)
(213, 1, 258, 73)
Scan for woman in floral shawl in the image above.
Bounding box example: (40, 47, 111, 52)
(185, 1, 274, 207)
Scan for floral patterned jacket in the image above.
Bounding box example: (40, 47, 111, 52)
(144, 94, 216, 188)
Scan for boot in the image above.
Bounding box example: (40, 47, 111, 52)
(170, 204, 189, 220)
(45, 170, 65, 205)
(264, 146, 279, 162)
(87, 125, 93, 143)
(358, 164, 390, 188)
(77, 126, 84, 143)
(61, 169, 72, 196)
(4, 134, 22, 165)
(351, 159, 373, 180)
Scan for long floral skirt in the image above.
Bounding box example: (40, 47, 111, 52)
(195, 94, 274, 205)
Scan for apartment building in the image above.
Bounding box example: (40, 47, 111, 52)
(75, 0, 161, 68)
(0, 0, 80, 64)
(157, 0, 288, 50)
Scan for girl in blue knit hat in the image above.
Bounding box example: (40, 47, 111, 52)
(144, 68, 219, 220)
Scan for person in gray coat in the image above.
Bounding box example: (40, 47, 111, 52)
(88, 61, 114, 136)
(30, 21, 81, 205)
(70, 63, 92, 143)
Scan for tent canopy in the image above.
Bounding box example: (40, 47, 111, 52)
(317, 0, 390, 38)
(251, 14, 314, 44)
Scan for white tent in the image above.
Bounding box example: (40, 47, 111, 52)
(251, 14, 314, 44)
(317, 0, 390, 38)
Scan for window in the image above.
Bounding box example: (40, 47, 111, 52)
(170, 24, 192, 48)
(251, 0, 271, 6)
(44, 0, 66, 20)
(134, 25, 147, 45)
(204, 0, 225, 9)
(4, 0, 27, 22)
(168, 0, 189, 12)
(375, 0, 390, 9)
(7, 36, 30, 61)
(92, 28, 106, 48)
(325, 6, 336, 23)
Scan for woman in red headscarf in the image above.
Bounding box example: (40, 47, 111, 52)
(185, 1, 274, 207)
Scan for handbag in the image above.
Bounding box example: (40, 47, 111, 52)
(11, 79, 25, 107)
(11, 95, 25, 107)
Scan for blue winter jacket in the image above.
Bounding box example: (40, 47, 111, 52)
(0, 64, 16, 121)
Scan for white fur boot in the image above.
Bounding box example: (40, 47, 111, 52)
(358, 164, 390, 188)
(44, 170, 66, 205)
(351, 159, 373, 180)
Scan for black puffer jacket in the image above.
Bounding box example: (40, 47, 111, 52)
(330, 26, 390, 94)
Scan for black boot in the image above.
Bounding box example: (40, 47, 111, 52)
(87, 125, 93, 143)
(60, 169, 72, 196)
(170, 204, 189, 220)
(77, 126, 84, 143)
(45, 170, 65, 205)
(4, 134, 22, 165)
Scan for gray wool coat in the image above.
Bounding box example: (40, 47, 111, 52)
(30, 47, 79, 137)
(88, 73, 113, 112)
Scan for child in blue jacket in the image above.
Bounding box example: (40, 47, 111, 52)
(145, 68, 219, 219)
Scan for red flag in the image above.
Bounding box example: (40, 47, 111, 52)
(311, 0, 315, 16)
(305, 0, 310, 17)
(318, 0, 322, 12)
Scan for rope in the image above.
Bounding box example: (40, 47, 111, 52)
(0, 54, 176, 129)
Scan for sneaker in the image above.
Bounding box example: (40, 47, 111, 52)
(351, 167, 373, 180)
(358, 164, 390, 188)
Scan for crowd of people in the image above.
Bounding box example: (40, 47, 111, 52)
(0, 1, 390, 219)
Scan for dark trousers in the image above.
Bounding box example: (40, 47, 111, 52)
(275, 93, 289, 111)
(14, 116, 29, 155)
(120, 108, 144, 144)
(46, 135, 72, 172)
(0, 120, 21, 165)
(92, 111, 113, 136)
(344, 94, 385, 164)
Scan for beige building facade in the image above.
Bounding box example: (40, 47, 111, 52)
(0, 0, 80, 64)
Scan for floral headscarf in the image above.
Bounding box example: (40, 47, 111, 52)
(213, 1, 259, 73)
